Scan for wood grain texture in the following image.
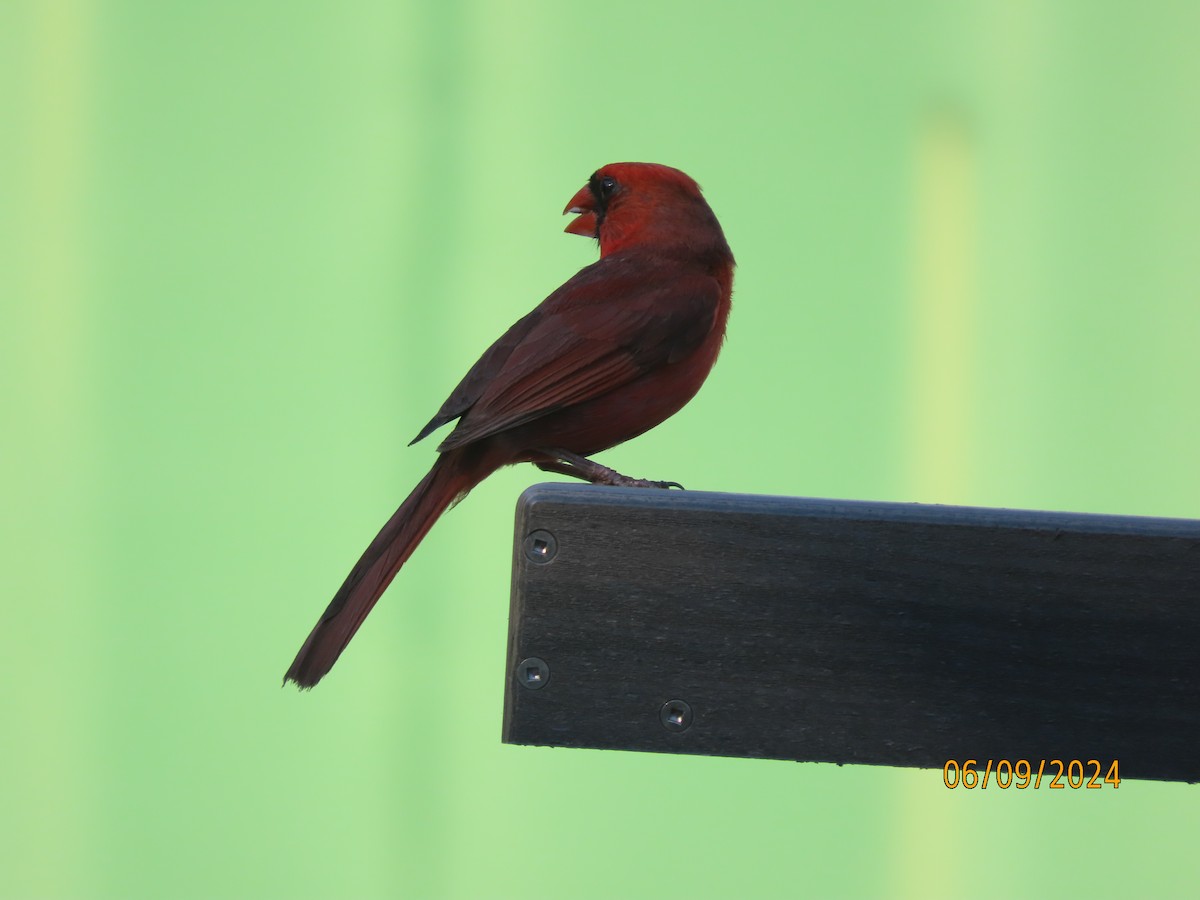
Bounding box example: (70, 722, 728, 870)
(502, 484, 1200, 783)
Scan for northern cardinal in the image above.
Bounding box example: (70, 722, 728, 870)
(285, 162, 735, 687)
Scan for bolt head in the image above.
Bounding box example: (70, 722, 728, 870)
(523, 530, 557, 564)
(660, 699, 693, 732)
(516, 657, 550, 690)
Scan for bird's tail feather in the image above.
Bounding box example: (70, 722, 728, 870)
(284, 450, 487, 688)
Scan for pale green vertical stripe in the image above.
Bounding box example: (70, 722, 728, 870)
(2, 1, 99, 897)
(893, 109, 978, 900)
(905, 109, 977, 502)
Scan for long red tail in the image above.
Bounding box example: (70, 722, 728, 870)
(285, 449, 490, 688)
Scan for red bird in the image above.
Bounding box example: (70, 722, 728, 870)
(285, 162, 735, 687)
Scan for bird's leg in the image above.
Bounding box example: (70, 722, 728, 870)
(533, 459, 596, 481)
(534, 448, 683, 489)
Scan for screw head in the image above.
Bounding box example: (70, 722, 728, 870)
(523, 529, 558, 564)
(660, 699, 693, 732)
(516, 657, 550, 690)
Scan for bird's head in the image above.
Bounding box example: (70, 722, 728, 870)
(563, 162, 729, 260)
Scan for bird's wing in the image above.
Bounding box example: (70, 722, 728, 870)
(415, 256, 721, 452)
(409, 306, 543, 446)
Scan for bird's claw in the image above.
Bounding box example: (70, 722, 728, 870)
(607, 475, 684, 490)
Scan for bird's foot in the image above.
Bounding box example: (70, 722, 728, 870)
(596, 470, 683, 490)
(535, 449, 684, 490)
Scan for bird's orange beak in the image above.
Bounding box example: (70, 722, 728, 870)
(563, 184, 599, 238)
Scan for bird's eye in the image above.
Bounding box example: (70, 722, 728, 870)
(598, 176, 618, 198)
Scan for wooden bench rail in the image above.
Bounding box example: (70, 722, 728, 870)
(502, 484, 1200, 783)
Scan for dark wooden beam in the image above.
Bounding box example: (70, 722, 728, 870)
(502, 484, 1200, 783)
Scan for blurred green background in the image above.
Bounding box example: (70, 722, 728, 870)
(4, 1, 1199, 898)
